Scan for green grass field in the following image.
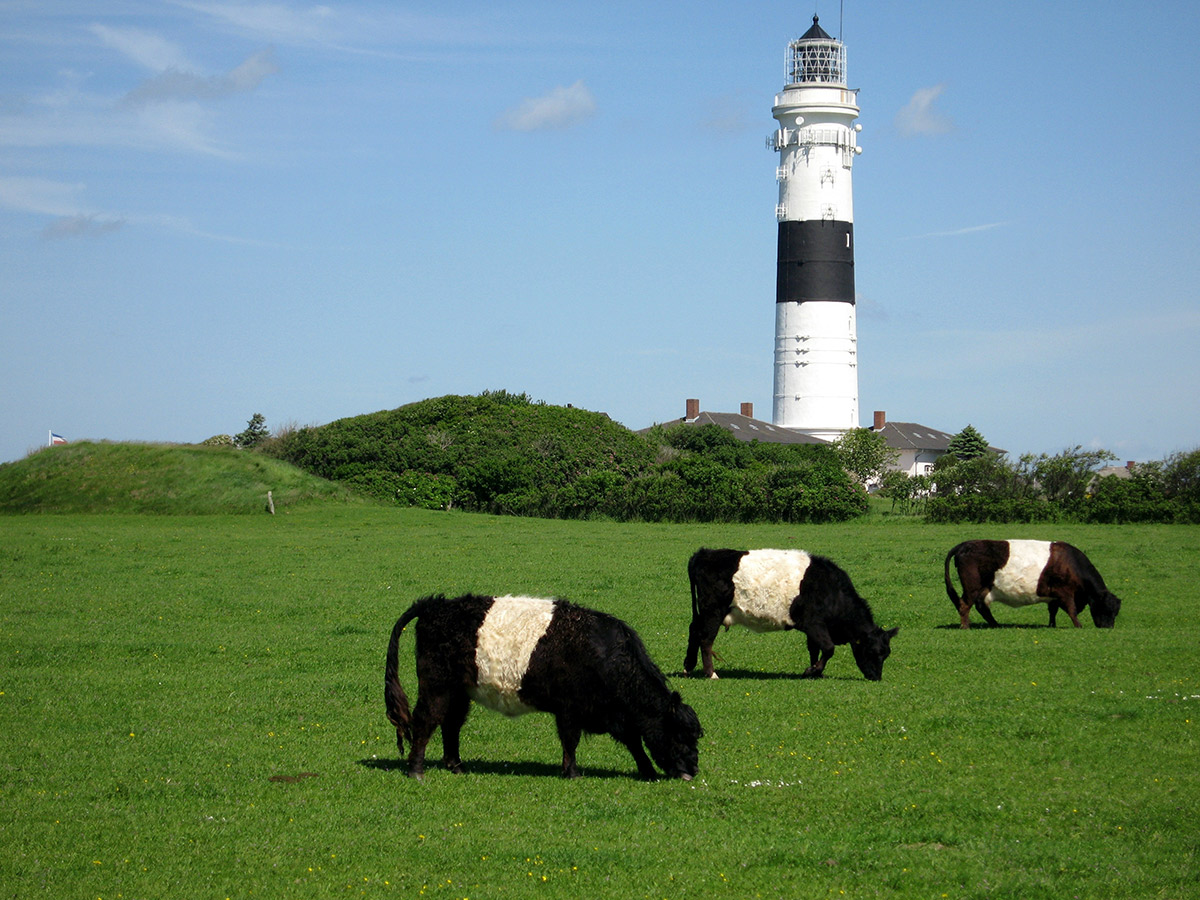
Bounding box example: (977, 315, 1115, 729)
(2, 508, 1197, 898)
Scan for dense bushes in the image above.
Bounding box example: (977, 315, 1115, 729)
(923, 446, 1200, 524)
(263, 392, 1197, 525)
(266, 392, 866, 523)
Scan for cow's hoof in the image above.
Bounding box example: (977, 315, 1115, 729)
(708, 672, 719, 680)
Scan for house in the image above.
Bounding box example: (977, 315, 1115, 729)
(649, 403, 1000, 476)
(1094, 462, 1138, 481)
(647, 399, 825, 445)
(870, 411, 1005, 478)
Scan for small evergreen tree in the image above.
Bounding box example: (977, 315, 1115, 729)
(234, 413, 269, 449)
(947, 425, 989, 461)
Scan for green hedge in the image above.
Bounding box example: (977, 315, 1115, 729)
(267, 393, 867, 523)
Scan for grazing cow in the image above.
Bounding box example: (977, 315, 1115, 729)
(944, 539, 1122, 629)
(384, 593, 703, 780)
(684, 548, 899, 681)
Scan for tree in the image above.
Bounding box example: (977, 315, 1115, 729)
(833, 427, 899, 486)
(947, 425, 989, 461)
(1030, 445, 1116, 503)
(234, 413, 269, 449)
(878, 469, 930, 515)
(1163, 448, 1200, 503)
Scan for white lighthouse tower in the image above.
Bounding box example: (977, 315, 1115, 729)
(770, 16, 862, 439)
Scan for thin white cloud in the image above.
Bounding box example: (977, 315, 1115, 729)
(174, 1, 500, 54)
(0, 101, 235, 157)
(89, 24, 194, 72)
(174, 1, 337, 46)
(133, 212, 286, 246)
(0, 175, 87, 217)
(122, 48, 278, 105)
(130, 101, 234, 156)
(895, 84, 953, 137)
(494, 81, 596, 132)
(41, 214, 126, 240)
(906, 222, 1008, 240)
(0, 176, 125, 239)
(0, 33, 276, 157)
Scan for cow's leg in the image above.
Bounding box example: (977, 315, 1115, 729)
(1059, 592, 1083, 628)
(614, 728, 658, 780)
(802, 631, 834, 678)
(700, 642, 718, 680)
(439, 692, 471, 774)
(555, 718, 583, 778)
(689, 608, 726, 679)
(974, 599, 1001, 627)
(684, 617, 701, 673)
(1047, 601, 1061, 627)
(956, 572, 992, 629)
(406, 690, 447, 780)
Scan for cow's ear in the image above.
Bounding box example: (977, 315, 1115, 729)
(886, 626, 900, 638)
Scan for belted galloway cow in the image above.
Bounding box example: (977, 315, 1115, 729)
(385, 593, 702, 780)
(944, 539, 1122, 629)
(685, 548, 898, 681)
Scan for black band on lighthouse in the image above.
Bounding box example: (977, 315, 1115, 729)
(776, 220, 855, 304)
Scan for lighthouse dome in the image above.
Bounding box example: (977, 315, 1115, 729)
(800, 15, 833, 41)
(786, 15, 845, 85)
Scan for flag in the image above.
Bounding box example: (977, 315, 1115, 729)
(50, 432, 67, 446)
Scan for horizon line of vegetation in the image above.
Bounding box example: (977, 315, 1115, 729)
(254, 392, 1200, 525)
(8, 391, 1198, 524)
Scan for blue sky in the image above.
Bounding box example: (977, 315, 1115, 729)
(3, 0, 1198, 465)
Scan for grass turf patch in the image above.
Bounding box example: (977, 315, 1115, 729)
(1, 509, 1197, 898)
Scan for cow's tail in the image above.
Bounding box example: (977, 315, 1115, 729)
(684, 553, 702, 672)
(384, 599, 428, 755)
(688, 555, 700, 621)
(944, 545, 962, 605)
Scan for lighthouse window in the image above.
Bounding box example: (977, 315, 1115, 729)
(786, 40, 846, 85)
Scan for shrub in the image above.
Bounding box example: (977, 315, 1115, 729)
(1163, 448, 1200, 503)
(926, 494, 1059, 524)
(234, 413, 269, 449)
(833, 427, 898, 485)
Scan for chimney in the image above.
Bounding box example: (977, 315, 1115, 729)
(873, 410, 886, 430)
(740, 402, 754, 419)
(686, 398, 700, 421)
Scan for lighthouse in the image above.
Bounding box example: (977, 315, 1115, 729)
(770, 16, 862, 439)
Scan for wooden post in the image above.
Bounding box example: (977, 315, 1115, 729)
(266, 490, 275, 515)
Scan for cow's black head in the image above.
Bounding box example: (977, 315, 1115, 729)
(850, 625, 899, 681)
(1089, 590, 1122, 628)
(644, 692, 703, 780)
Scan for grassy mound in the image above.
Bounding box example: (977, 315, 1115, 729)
(0, 441, 359, 514)
(268, 391, 658, 515)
